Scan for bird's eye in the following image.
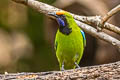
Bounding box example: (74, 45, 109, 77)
(58, 15, 65, 20)
(59, 15, 65, 17)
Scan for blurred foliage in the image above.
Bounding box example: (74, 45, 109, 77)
(18, 8, 58, 72)
(18, 7, 58, 72)
(0, 0, 58, 73)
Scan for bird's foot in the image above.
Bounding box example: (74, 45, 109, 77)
(61, 63, 65, 71)
(75, 62, 80, 69)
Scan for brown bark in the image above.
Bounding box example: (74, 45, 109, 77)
(1, 61, 120, 80)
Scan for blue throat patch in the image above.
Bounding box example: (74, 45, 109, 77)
(57, 18, 65, 27)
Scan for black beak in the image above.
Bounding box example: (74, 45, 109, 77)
(48, 12, 58, 18)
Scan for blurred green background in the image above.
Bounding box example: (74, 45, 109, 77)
(0, 0, 58, 72)
(0, 0, 120, 73)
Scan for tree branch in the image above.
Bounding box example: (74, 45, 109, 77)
(76, 21, 120, 48)
(11, 0, 120, 49)
(1, 61, 120, 79)
(74, 15, 120, 35)
(101, 4, 120, 25)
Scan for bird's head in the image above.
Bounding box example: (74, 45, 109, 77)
(48, 11, 73, 35)
(48, 11, 68, 27)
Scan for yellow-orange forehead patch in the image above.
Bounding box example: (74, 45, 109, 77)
(56, 11, 65, 15)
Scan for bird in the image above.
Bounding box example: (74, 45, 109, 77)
(48, 11, 86, 70)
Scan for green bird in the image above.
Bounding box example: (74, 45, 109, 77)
(48, 11, 86, 70)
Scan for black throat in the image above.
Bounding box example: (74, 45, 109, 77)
(58, 15, 72, 35)
(59, 26, 72, 35)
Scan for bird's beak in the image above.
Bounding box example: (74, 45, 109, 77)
(48, 12, 58, 18)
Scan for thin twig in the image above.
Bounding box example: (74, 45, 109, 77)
(11, 0, 120, 48)
(97, 4, 120, 31)
(102, 4, 120, 25)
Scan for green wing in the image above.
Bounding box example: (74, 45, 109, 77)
(55, 39, 58, 51)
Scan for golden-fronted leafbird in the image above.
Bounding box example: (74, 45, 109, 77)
(48, 11, 86, 70)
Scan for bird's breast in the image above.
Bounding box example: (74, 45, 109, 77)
(56, 29, 83, 52)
